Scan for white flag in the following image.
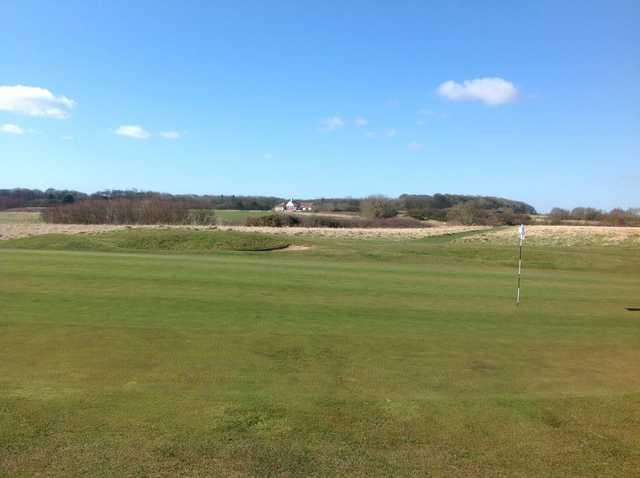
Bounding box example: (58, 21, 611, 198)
(519, 224, 526, 241)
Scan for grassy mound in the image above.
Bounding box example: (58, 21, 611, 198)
(0, 228, 290, 253)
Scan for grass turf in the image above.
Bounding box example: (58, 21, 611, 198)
(213, 209, 273, 225)
(0, 228, 291, 253)
(1, 230, 639, 476)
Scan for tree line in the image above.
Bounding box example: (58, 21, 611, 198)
(358, 194, 536, 226)
(0, 188, 281, 211)
(548, 207, 640, 227)
(43, 198, 217, 225)
(4, 188, 637, 227)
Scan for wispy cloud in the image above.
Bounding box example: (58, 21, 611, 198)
(408, 141, 425, 152)
(385, 99, 400, 107)
(159, 130, 181, 140)
(115, 125, 150, 140)
(61, 135, 73, 141)
(263, 153, 273, 160)
(418, 108, 448, 118)
(437, 77, 518, 106)
(354, 116, 368, 127)
(1, 123, 24, 135)
(319, 116, 345, 132)
(366, 128, 396, 139)
(0, 85, 75, 118)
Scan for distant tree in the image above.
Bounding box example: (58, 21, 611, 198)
(549, 207, 570, 224)
(570, 207, 602, 221)
(62, 194, 75, 204)
(360, 196, 398, 219)
(446, 203, 477, 225)
(432, 194, 453, 209)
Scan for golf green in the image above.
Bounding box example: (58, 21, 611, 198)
(1, 230, 639, 476)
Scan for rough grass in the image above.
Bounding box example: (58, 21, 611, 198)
(1, 230, 639, 476)
(0, 211, 42, 224)
(459, 225, 640, 247)
(0, 228, 291, 253)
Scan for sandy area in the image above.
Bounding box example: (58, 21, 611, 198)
(2, 223, 639, 245)
(0, 223, 488, 241)
(216, 225, 488, 239)
(458, 225, 640, 246)
(0, 224, 128, 240)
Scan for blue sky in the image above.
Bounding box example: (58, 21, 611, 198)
(1, 0, 638, 211)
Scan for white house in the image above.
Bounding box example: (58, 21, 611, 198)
(273, 198, 314, 212)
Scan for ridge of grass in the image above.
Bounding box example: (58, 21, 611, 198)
(0, 228, 291, 254)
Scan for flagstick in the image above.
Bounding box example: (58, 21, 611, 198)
(516, 236, 523, 305)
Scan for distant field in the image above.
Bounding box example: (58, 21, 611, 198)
(0, 211, 41, 224)
(214, 209, 272, 224)
(1, 228, 639, 476)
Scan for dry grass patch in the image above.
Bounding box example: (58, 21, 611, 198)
(459, 225, 640, 247)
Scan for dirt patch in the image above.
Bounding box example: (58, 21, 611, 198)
(281, 245, 313, 251)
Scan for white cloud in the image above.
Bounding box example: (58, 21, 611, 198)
(115, 125, 150, 140)
(408, 141, 425, 152)
(354, 116, 368, 127)
(383, 128, 396, 137)
(319, 116, 345, 132)
(385, 99, 400, 107)
(365, 131, 377, 139)
(159, 130, 180, 140)
(437, 77, 518, 105)
(61, 135, 73, 141)
(0, 85, 75, 118)
(1, 123, 24, 135)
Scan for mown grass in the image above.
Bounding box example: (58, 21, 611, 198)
(214, 209, 272, 225)
(1, 229, 639, 476)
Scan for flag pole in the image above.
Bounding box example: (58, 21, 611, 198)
(516, 224, 525, 306)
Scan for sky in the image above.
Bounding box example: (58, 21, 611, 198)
(1, 0, 638, 212)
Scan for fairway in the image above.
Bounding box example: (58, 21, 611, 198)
(1, 231, 639, 476)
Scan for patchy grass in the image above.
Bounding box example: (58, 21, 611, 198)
(214, 209, 273, 225)
(459, 225, 640, 247)
(0, 231, 639, 476)
(0, 228, 291, 253)
(0, 211, 42, 224)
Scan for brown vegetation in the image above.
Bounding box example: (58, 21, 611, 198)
(246, 213, 427, 228)
(548, 207, 640, 227)
(43, 198, 215, 225)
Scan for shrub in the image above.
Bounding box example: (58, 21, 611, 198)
(188, 209, 217, 225)
(446, 203, 477, 225)
(43, 198, 200, 224)
(245, 214, 428, 229)
(360, 196, 398, 219)
(246, 214, 300, 227)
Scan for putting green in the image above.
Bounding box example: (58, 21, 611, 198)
(1, 230, 639, 476)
